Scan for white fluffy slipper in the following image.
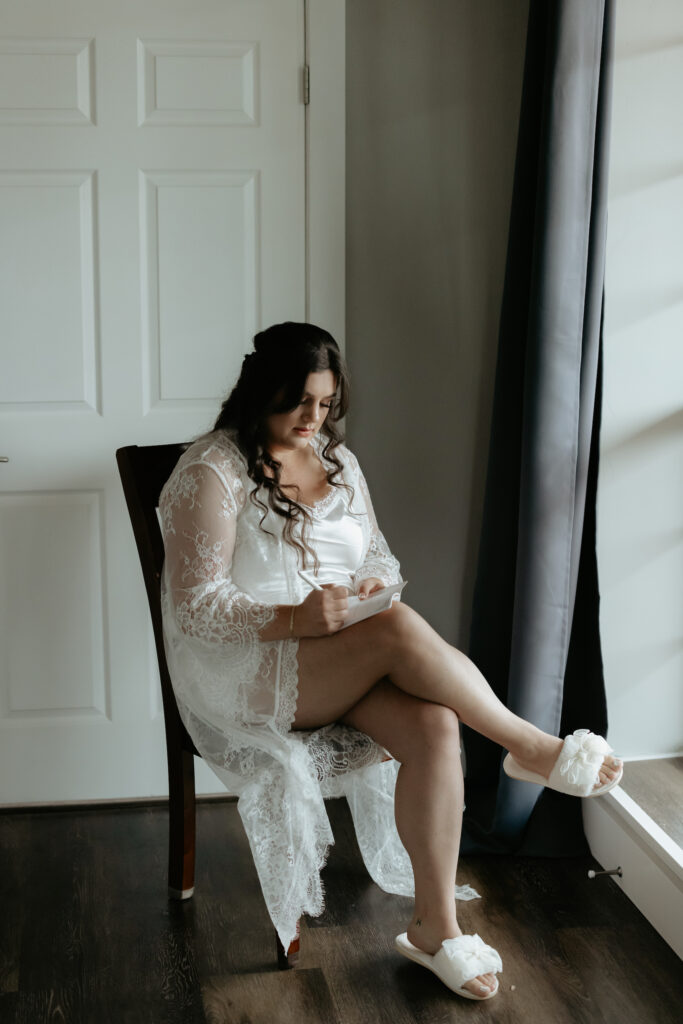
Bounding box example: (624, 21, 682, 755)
(394, 932, 502, 1000)
(503, 728, 623, 798)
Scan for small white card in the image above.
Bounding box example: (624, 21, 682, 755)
(340, 581, 407, 629)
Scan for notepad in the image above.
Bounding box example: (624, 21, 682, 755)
(340, 581, 407, 629)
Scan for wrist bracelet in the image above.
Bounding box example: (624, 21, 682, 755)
(289, 604, 296, 637)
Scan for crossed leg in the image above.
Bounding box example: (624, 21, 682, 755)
(294, 601, 621, 997)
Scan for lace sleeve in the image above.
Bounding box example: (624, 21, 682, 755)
(160, 453, 276, 644)
(349, 455, 402, 589)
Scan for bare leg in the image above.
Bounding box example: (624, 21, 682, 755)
(295, 603, 621, 790)
(341, 680, 497, 998)
(293, 603, 620, 996)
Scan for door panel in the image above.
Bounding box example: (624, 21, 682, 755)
(0, 0, 307, 801)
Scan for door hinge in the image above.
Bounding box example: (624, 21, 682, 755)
(303, 64, 310, 105)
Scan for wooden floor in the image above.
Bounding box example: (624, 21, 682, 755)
(619, 756, 683, 846)
(1, 797, 681, 1024)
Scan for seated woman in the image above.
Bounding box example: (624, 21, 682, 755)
(159, 321, 622, 1002)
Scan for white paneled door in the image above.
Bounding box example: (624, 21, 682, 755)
(0, 0, 328, 802)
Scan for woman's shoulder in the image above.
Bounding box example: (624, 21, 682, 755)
(314, 433, 359, 475)
(165, 430, 249, 496)
(181, 429, 245, 468)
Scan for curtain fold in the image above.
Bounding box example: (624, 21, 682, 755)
(462, 0, 615, 856)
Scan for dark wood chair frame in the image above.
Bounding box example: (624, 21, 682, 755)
(116, 443, 299, 969)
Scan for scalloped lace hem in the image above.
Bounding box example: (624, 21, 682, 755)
(276, 636, 300, 735)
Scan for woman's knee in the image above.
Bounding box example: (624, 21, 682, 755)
(406, 700, 461, 759)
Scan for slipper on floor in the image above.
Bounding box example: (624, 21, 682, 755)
(503, 728, 623, 798)
(394, 932, 502, 1000)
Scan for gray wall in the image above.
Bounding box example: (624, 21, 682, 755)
(345, 0, 529, 643)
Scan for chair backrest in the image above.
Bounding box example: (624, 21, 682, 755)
(116, 443, 197, 756)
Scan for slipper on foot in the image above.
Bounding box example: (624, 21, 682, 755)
(394, 932, 502, 1001)
(503, 728, 623, 798)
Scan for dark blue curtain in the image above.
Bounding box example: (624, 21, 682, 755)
(462, 0, 615, 856)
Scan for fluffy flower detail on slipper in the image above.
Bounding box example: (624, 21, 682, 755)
(556, 729, 609, 786)
(502, 727, 621, 798)
(437, 934, 503, 990)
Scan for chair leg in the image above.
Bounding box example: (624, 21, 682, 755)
(276, 921, 300, 970)
(168, 747, 196, 899)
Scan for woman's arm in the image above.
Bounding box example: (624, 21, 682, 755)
(350, 458, 402, 592)
(161, 455, 349, 642)
(161, 457, 281, 643)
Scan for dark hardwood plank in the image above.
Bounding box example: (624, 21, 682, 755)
(3, 986, 206, 1024)
(202, 967, 340, 1024)
(3, 986, 82, 1024)
(557, 924, 682, 1024)
(1, 805, 206, 1024)
(190, 801, 278, 977)
(80, 805, 206, 1024)
(0, 815, 25, 995)
(1, 797, 682, 1024)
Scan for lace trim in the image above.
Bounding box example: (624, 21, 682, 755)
(300, 434, 350, 519)
(352, 535, 401, 588)
(301, 484, 342, 519)
(276, 637, 300, 735)
(304, 725, 389, 788)
(160, 433, 279, 647)
(174, 583, 276, 646)
(454, 883, 481, 901)
(160, 433, 248, 519)
(237, 754, 334, 950)
(160, 467, 201, 537)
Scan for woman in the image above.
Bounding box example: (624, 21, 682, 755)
(159, 322, 623, 1001)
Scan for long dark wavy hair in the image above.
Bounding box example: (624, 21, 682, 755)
(213, 321, 352, 569)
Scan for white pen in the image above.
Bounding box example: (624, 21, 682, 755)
(298, 568, 324, 591)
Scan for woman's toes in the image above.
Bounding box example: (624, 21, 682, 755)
(593, 757, 622, 789)
(463, 972, 496, 996)
(463, 975, 491, 996)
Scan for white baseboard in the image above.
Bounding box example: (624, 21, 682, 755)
(582, 786, 683, 960)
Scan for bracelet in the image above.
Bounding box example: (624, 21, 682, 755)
(289, 604, 296, 637)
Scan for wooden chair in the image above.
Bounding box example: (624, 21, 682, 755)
(116, 443, 299, 969)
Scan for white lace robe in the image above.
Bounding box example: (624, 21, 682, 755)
(159, 430, 479, 948)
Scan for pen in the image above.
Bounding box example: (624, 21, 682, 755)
(298, 569, 324, 591)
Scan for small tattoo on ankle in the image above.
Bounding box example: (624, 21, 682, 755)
(415, 918, 422, 927)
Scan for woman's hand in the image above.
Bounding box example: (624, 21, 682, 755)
(296, 584, 349, 636)
(356, 577, 385, 600)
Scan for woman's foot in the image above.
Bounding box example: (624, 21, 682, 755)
(406, 918, 497, 998)
(513, 732, 622, 791)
